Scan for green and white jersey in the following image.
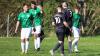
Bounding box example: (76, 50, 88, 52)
(18, 12, 32, 28)
(29, 7, 42, 26)
(72, 12, 81, 28)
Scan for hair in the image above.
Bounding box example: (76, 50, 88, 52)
(62, 2, 68, 7)
(31, 1, 36, 5)
(22, 3, 29, 7)
(57, 4, 62, 8)
(74, 4, 80, 11)
(56, 4, 62, 13)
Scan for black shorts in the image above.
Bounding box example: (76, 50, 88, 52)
(65, 27, 72, 36)
(56, 30, 65, 41)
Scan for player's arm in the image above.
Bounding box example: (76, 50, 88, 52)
(52, 22, 55, 26)
(37, 5, 43, 14)
(62, 14, 70, 28)
(52, 16, 55, 26)
(15, 21, 20, 33)
(63, 21, 68, 27)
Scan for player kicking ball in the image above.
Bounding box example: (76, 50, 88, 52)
(50, 5, 68, 56)
(15, 3, 33, 54)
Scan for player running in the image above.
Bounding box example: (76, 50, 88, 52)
(72, 6, 81, 52)
(62, 2, 73, 53)
(50, 5, 68, 56)
(29, 1, 42, 51)
(15, 3, 33, 54)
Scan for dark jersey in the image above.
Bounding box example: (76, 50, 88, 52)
(52, 12, 66, 31)
(63, 8, 73, 28)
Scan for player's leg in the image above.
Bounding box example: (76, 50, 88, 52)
(21, 28, 26, 53)
(40, 30, 45, 43)
(68, 35, 72, 53)
(24, 28, 32, 53)
(60, 33, 64, 56)
(72, 27, 80, 52)
(35, 26, 41, 51)
(34, 35, 38, 50)
(65, 28, 72, 53)
(32, 27, 38, 50)
(50, 31, 65, 56)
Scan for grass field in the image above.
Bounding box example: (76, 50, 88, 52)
(0, 34, 100, 56)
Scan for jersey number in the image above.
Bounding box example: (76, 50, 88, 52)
(55, 17, 61, 24)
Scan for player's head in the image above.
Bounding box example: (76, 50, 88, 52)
(23, 3, 29, 12)
(62, 2, 68, 9)
(57, 5, 62, 13)
(74, 5, 80, 14)
(31, 1, 36, 8)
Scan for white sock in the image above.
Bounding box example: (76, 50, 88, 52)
(72, 37, 79, 50)
(37, 37, 40, 48)
(25, 40, 29, 52)
(74, 41, 78, 50)
(34, 39, 37, 49)
(21, 42, 25, 52)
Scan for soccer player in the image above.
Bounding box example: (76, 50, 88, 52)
(62, 2, 73, 53)
(72, 6, 81, 52)
(50, 5, 68, 56)
(37, 4, 45, 43)
(15, 3, 33, 54)
(29, 1, 42, 51)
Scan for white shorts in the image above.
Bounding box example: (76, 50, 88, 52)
(72, 26, 80, 38)
(35, 26, 41, 34)
(21, 28, 32, 39)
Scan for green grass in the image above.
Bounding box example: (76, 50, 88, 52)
(0, 35, 100, 56)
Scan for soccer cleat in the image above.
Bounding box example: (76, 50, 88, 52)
(25, 51, 27, 54)
(50, 50, 54, 56)
(21, 51, 24, 55)
(37, 48, 40, 51)
(74, 49, 79, 52)
(61, 54, 65, 56)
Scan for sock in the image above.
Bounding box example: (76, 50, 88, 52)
(60, 42, 64, 54)
(25, 40, 29, 52)
(53, 42, 60, 52)
(74, 41, 78, 50)
(21, 42, 25, 52)
(37, 37, 40, 48)
(72, 37, 79, 50)
(34, 39, 37, 49)
(68, 41, 72, 53)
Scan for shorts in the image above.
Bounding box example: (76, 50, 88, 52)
(72, 26, 80, 38)
(21, 27, 32, 39)
(35, 26, 41, 34)
(65, 27, 72, 36)
(56, 29, 65, 41)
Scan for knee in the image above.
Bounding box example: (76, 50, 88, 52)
(75, 37, 79, 41)
(21, 39, 25, 43)
(25, 38, 29, 41)
(58, 41, 63, 44)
